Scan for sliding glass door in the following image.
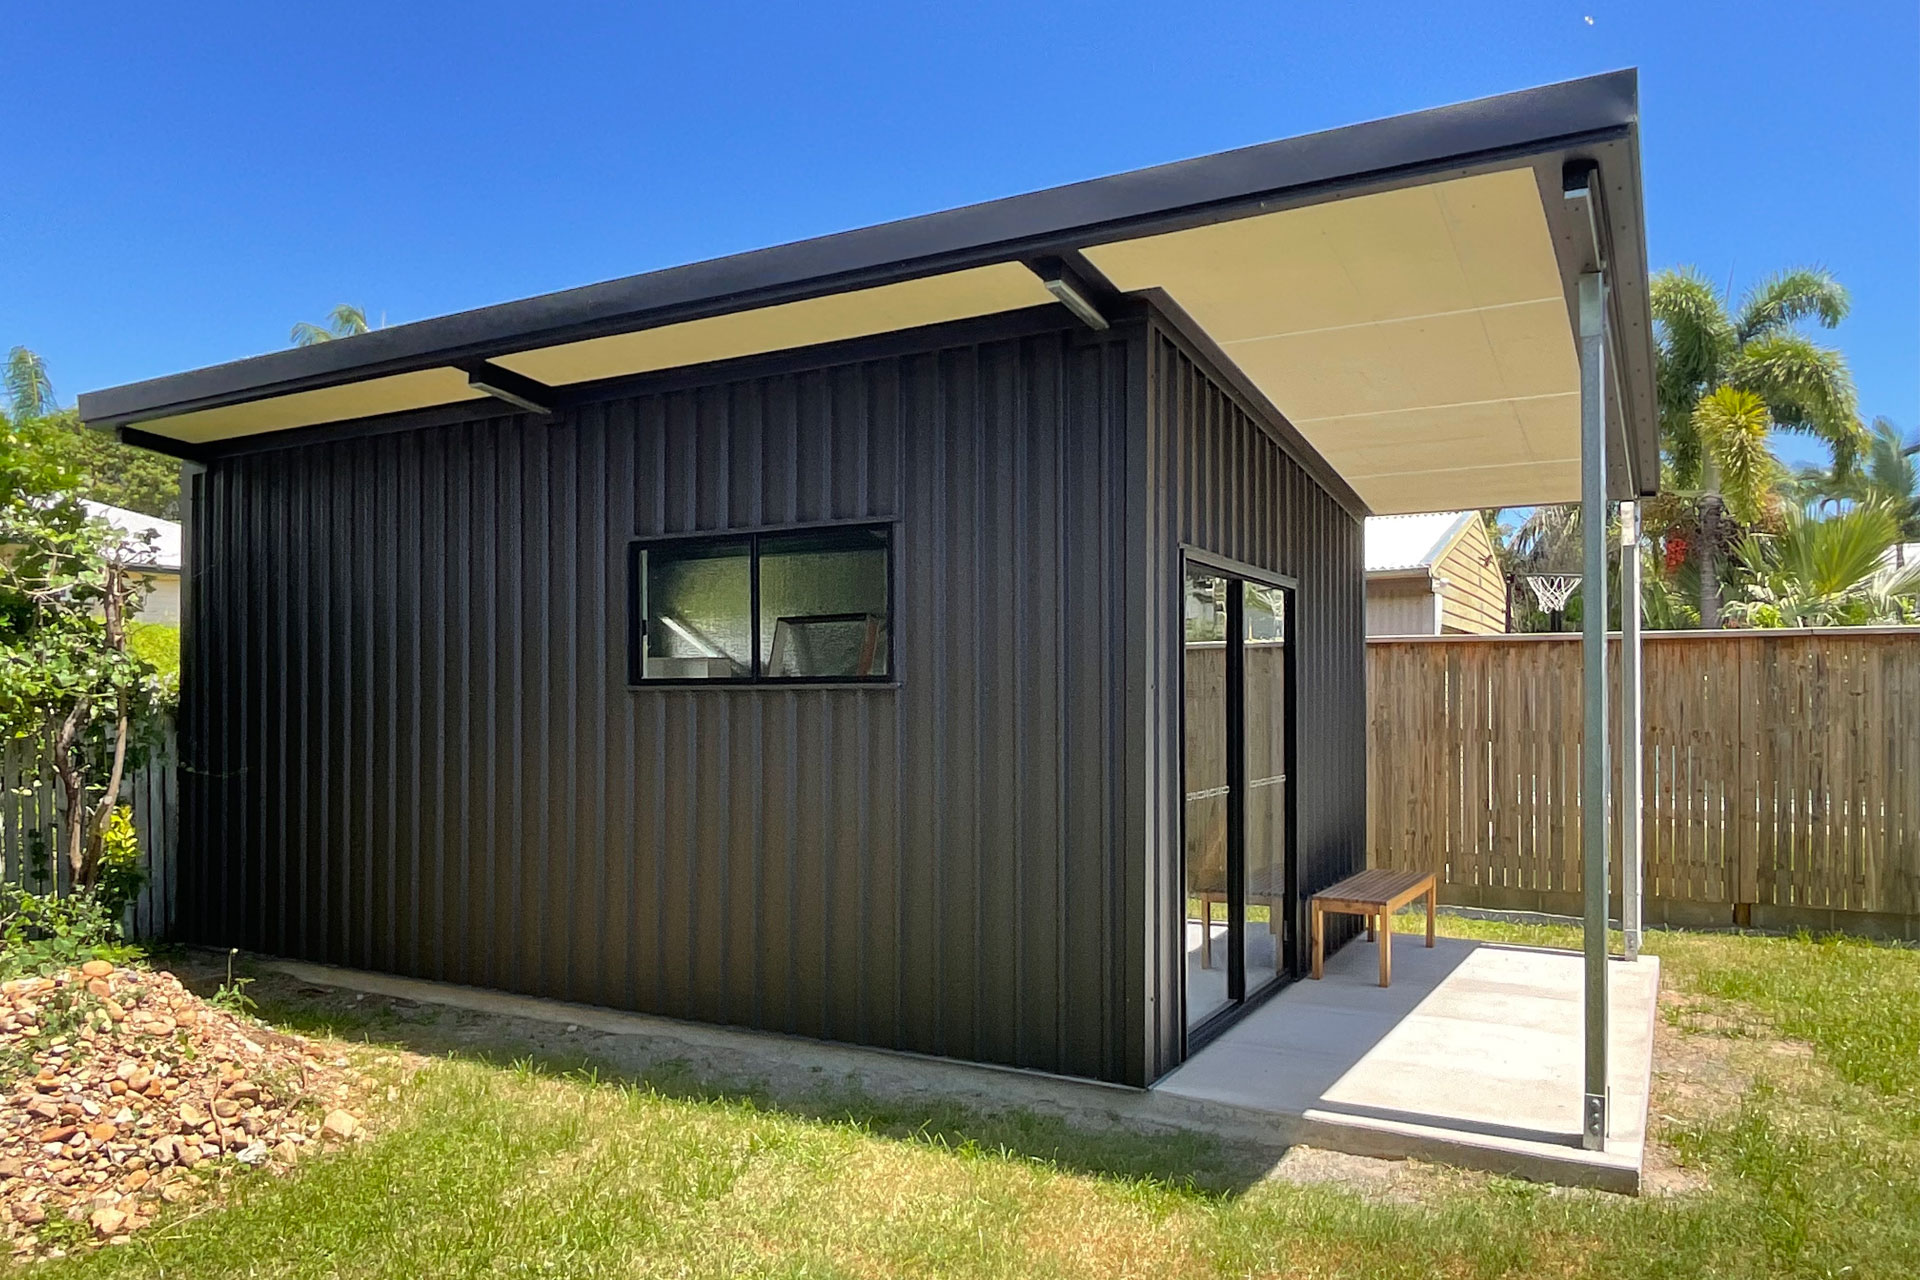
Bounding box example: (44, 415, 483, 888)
(1182, 560, 1294, 1036)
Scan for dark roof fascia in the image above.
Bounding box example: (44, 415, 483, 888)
(80, 70, 1643, 433)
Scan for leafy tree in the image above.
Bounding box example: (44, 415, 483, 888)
(11, 409, 181, 519)
(0, 348, 181, 519)
(291, 303, 372, 346)
(1651, 267, 1863, 625)
(0, 427, 169, 890)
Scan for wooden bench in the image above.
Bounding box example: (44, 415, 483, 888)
(1310, 869, 1436, 987)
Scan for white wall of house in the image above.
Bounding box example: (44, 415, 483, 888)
(135, 572, 181, 624)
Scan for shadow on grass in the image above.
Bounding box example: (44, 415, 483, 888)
(162, 957, 1277, 1201)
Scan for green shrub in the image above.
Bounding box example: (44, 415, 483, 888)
(94, 804, 148, 920)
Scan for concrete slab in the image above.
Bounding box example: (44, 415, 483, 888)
(1153, 936, 1660, 1192)
(247, 935, 1657, 1195)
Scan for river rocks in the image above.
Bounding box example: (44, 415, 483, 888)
(1, 963, 371, 1260)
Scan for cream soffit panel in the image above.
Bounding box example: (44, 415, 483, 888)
(1082, 167, 1578, 514)
(492, 262, 1056, 387)
(133, 264, 1055, 443)
(139, 368, 488, 444)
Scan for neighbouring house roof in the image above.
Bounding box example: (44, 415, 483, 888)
(82, 500, 182, 573)
(1365, 511, 1478, 575)
(79, 70, 1659, 517)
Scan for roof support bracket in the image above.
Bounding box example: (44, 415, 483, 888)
(1026, 256, 1112, 331)
(460, 360, 555, 416)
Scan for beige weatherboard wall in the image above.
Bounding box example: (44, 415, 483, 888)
(1083, 168, 1581, 514)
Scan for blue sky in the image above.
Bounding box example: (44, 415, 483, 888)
(6, 2, 1914, 467)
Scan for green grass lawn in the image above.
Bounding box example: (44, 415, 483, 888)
(35, 920, 1920, 1279)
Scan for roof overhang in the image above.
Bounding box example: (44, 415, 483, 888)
(80, 69, 1658, 514)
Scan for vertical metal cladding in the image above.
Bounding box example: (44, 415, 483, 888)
(1135, 316, 1369, 1081)
(178, 315, 1140, 1083)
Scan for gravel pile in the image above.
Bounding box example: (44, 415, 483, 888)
(2, 961, 367, 1259)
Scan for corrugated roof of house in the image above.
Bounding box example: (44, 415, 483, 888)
(81, 500, 182, 573)
(1364, 511, 1477, 574)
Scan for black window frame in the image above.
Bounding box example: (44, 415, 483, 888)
(627, 521, 896, 687)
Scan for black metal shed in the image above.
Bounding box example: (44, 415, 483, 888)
(81, 72, 1656, 1087)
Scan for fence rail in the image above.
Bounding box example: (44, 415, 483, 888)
(1367, 629, 1920, 938)
(1, 730, 178, 941)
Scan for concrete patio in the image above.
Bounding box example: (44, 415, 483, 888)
(244, 928, 1660, 1195)
(1154, 933, 1661, 1192)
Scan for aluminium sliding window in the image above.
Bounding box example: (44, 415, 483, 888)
(630, 524, 891, 684)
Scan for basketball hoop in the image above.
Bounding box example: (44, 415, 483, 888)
(1524, 574, 1582, 613)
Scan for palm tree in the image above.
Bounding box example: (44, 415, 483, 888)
(290, 304, 372, 347)
(5, 346, 57, 418)
(1651, 268, 1864, 626)
(1790, 417, 1920, 561)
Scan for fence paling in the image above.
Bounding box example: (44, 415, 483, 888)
(1367, 630, 1920, 932)
(0, 729, 177, 941)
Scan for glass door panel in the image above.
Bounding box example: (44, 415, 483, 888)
(1241, 584, 1289, 993)
(1182, 568, 1231, 1030)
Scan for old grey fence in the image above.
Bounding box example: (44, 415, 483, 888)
(0, 729, 178, 940)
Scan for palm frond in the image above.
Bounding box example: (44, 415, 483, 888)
(1734, 267, 1849, 342)
(1691, 388, 1775, 524)
(5, 346, 57, 418)
(1651, 268, 1736, 398)
(291, 304, 374, 348)
(1730, 332, 1863, 472)
(1872, 554, 1920, 602)
(327, 304, 370, 338)
(1778, 503, 1898, 598)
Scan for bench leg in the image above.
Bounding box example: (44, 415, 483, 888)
(1366, 912, 1375, 943)
(1200, 895, 1215, 970)
(1311, 902, 1324, 980)
(1379, 909, 1393, 987)
(1426, 884, 1436, 948)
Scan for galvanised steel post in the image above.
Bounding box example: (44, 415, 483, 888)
(1578, 269, 1611, 1152)
(1620, 501, 1644, 963)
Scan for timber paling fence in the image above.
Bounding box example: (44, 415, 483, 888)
(0, 731, 178, 941)
(1367, 628, 1920, 939)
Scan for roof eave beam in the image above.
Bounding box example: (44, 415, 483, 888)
(460, 360, 555, 417)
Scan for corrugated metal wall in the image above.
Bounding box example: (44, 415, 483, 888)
(180, 315, 1143, 1082)
(1135, 317, 1368, 1080)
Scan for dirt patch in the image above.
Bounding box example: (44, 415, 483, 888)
(1, 962, 411, 1261)
(1265, 1146, 1475, 1203)
(1638, 986, 1819, 1198)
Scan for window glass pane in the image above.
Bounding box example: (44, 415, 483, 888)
(758, 527, 890, 678)
(640, 538, 751, 679)
(1183, 567, 1231, 1029)
(1242, 584, 1287, 992)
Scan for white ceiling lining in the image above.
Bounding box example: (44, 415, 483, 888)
(1082, 166, 1581, 514)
